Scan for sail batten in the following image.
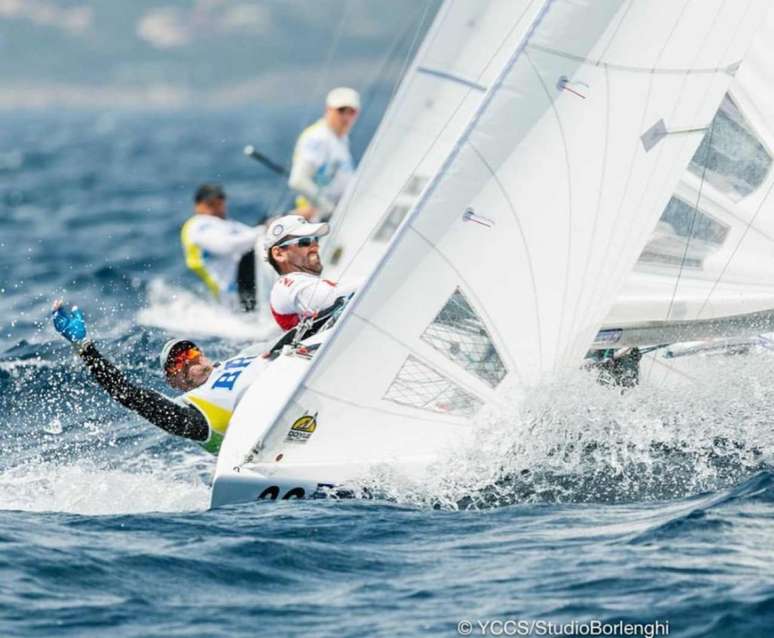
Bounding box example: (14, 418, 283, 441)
(415, 66, 487, 91)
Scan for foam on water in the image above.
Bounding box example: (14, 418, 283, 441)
(361, 349, 774, 509)
(0, 459, 210, 515)
(137, 278, 279, 342)
(0, 343, 215, 516)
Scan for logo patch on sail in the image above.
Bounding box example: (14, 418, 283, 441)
(286, 412, 318, 443)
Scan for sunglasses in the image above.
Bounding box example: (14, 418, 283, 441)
(336, 106, 358, 115)
(165, 346, 202, 376)
(276, 236, 320, 249)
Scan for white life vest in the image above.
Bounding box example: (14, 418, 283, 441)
(292, 119, 354, 205)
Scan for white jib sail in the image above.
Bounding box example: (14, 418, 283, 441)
(215, 0, 770, 496)
(324, 0, 547, 283)
(603, 7, 774, 345)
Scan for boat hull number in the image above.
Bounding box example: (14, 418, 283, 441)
(257, 486, 306, 500)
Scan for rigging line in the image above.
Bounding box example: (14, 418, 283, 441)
(619, 0, 736, 279)
(643, 349, 698, 384)
(675, 0, 765, 318)
(349, 302, 495, 402)
(266, 0, 357, 216)
(358, 2, 435, 123)
(274, 1, 558, 432)
(639, 344, 670, 355)
(563, 65, 611, 354)
(331, 0, 546, 283)
(305, 1, 436, 302)
(323, 0, 447, 246)
(579, 0, 724, 327)
(664, 118, 717, 321)
(316, 0, 435, 250)
(593, 0, 635, 65)
(571, 0, 692, 330)
(576, 68, 656, 332)
(707, 202, 774, 243)
(465, 139, 540, 376)
(383, 1, 436, 107)
(696, 167, 774, 319)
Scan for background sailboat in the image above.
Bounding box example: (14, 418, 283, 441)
(602, 7, 774, 352)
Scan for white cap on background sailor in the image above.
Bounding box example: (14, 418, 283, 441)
(325, 87, 360, 111)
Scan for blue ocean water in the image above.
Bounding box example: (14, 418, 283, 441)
(0, 110, 772, 638)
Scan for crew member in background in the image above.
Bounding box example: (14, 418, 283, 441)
(181, 183, 265, 312)
(288, 87, 360, 221)
(51, 300, 268, 454)
(587, 347, 643, 388)
(264, 215, 358, 331)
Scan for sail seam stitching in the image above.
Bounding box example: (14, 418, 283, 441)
(350, 303, 494, 399)
(319, 0, 447, 268)
(464, 141, 536, 380)
(331, 1, 545, 283)
(564, 64, 611, 360)
(527, 44, 740, 76)
(318, 0, 558, 390)
(409, 223, 523, 385)
(302, 386, 470, 425)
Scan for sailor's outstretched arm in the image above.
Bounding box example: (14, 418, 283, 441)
(76, 341, 210, 442)
(51, 301, 209, 442)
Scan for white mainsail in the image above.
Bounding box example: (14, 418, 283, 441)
(601, 8, 774, 346)
(212, 0, 770, 505)
(324, 0, 546, 283)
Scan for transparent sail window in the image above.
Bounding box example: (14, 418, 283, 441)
(373, 174, 429, 242)
(403, 174, 429, 197)
(373, 204, 409, 241)
(421, 288, 507, 388)
(638, 196, 729, 268)
(383, 355, 483, 417)
(689, 94, 772, 201)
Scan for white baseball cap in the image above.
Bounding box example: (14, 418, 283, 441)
(263, 215, 330, 262)
(325, 87, 360, 110)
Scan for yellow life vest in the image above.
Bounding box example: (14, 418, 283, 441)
(181, 216, 221, 299)
(180, 351, 269, 454)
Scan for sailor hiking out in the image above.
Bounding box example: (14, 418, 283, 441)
(51, 300, 268, 454)
(264, 215, 358, 331)
(288, 87, 360, 221)
(181, 183, 265, 312)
